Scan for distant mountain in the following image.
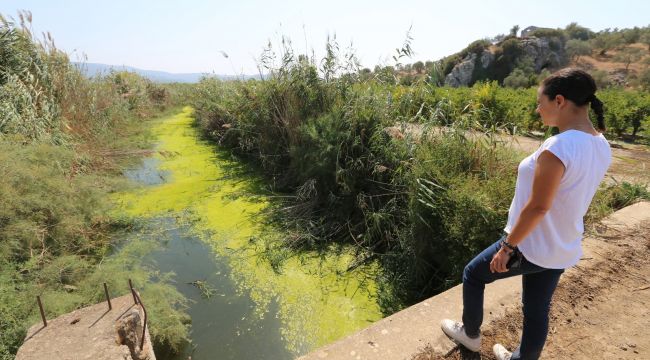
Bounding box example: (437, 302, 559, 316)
(73, 62, 258, 83)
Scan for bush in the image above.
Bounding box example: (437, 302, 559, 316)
(504, 68, 530, 88)
(591, 69, 611, 89)
(565, 39, 592, 61)
(399, 129, 518, 294)
(528, 28, 566, 39)
(638, 67, 650, 91)
(598, 89, 650, 137)
(565, 22, 594, 41)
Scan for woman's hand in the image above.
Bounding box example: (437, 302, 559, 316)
(490, 247, 512, 273)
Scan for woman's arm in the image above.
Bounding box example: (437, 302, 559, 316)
(490, 150, 565, 273)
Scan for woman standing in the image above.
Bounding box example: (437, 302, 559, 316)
(441, 68, 612, 360)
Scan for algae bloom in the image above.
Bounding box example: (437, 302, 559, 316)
(112, 107, 383, 355)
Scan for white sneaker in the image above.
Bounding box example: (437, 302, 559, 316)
(440, 319, 481, 352)
(493, 343, 512, 360)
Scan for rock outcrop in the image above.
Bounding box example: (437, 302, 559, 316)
(444, 36, 568, 87)
(445, 50, 494, 87)
(519, 36, 568, 72)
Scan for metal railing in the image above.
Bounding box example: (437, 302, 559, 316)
(128, 279, 148, 351)
(35, 279, 149, 351)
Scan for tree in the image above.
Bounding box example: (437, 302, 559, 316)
(565, 39, 592, 61)
(492, 33, 507, 43)
(375, 65, 396, 84)
(640, 30, 650, 52)
(565, 22, 593, 41)
(614, 47, 644, 72)
(399, 73, 415, 86)
(622, 27, 642, 44)
(359, 67, 372, 81)
(510, 25, 520, 38)
(592, 30, 624, 56)
(413, 61, 425, 74)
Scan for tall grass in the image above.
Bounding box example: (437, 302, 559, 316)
(192, 36, 650, 313)
(191, 38, 520, 308)
(0, 12, 188, 358)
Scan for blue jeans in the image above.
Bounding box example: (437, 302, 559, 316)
(462, 235, 564, 360)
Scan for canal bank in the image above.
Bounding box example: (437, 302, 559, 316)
(112, 107, 384, 358)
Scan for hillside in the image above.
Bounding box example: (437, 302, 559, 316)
(74, 62, 259, 83)
(390, 24, 650, 90)
(573, 43, 650, 87)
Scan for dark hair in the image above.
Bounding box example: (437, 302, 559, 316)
(541, 68, 606, 132)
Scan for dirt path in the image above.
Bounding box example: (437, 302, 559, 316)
(413, 215, 650, 360)
(499, 133, 650, 186)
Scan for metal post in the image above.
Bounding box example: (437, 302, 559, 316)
(103, 283, 112, 310)
(128, 279, 138, 305)
(37, 296, 47, 327)
(127, 279, 148, 350)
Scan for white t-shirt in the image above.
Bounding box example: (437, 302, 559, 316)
(504, 129, 612, 269)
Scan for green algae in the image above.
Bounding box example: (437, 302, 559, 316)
(111, 107, 383, 355)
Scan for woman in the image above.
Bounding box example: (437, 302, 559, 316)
(440, 68, 612, 360)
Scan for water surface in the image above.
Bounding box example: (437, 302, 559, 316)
(112, 107, 383, 358)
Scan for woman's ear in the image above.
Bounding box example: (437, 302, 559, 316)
(555, 94, 566, 108)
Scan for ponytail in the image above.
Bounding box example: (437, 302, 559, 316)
(588, 95, 606, 132)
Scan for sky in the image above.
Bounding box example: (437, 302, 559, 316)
(1, 0, 649, 75)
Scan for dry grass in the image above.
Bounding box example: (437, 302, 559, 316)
(573, 43, 650, 75)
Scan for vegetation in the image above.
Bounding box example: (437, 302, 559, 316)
(191, 36, 650, 313)
(614, 47, 645, 72)
(372, 23, 650, 92)
(0, 12, 189, 358)
(2, 11, 649, 358)
(565, 39, 592, 62)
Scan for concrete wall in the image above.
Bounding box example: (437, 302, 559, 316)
(299, 201, 650, 360)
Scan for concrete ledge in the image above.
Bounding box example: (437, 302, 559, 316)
(16, 294, 156, 360)
(300, 277, 519, 360)
(299, 201, 650, 360)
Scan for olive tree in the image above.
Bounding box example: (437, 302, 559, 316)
(614, 47, 644, 72)
(565, 39, 592, 61)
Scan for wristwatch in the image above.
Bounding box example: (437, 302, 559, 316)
(501, 238, 517, 252)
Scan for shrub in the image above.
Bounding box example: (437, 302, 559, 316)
(504, 68, 530, 88)
(591, 69, 611, 89)
(640, 68, 650, 91)
(565, 39, 592, 61)
(528, 28, 566, 39)
(565, 22, 594, 41)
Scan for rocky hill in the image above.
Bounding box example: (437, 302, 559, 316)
(388, 24, 650, 90)
(444, 34, 569, 87)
